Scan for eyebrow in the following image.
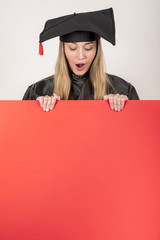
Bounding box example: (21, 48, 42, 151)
(70, 41, 94, 45)
(85, 42, 94, 45)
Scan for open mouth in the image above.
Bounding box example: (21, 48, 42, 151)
(76, 63, 85, 71)
(76, 64, 84, 68)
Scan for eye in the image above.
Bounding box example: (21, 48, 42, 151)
(85, 48, 92, 51)
(69, 48, 76, 51)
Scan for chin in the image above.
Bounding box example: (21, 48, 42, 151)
(73, 68, 88, 76)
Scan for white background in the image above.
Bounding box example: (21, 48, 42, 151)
(0, 0, 159, 100)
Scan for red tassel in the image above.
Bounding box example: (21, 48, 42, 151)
(39, 42, 44, 55)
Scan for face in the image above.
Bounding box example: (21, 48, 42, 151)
(64, 41, 97, 75)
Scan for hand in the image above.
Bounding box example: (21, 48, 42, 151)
(104, 94, 128, 111)
(36, 93, 60, 111)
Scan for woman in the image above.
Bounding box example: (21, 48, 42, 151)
(23, 8, 139, 111)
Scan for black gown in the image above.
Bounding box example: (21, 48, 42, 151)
(22, 71, 139, 100)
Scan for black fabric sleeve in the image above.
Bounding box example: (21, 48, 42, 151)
(22, 84, 36, 100)
(107, 74, 140, 100)
(22, 76, 54, 100)
(128, 83, 140, 100)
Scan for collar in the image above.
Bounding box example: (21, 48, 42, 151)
(69, 68, 89, 82)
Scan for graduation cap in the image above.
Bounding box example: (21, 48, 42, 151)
(39, 8, 115, 55)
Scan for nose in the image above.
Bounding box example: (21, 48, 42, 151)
(76, 48, 85, 60)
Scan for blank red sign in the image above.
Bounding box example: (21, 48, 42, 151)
(0, 100, 160, 240)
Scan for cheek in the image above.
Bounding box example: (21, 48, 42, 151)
(65, 51, 76, 64)
(88, 50, 97, 62)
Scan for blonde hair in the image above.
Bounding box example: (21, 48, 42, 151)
(54, 39, 112, 100)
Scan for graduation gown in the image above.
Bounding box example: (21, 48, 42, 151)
(22, 72, 139, 100)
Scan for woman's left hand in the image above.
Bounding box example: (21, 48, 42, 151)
(104, 94, 128, 111)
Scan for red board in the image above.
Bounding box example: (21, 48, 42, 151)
(0, 100, 160, 240)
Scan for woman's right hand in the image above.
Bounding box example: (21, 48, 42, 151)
(36, 93, 60, 111)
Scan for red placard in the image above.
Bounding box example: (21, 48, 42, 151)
(0, 100, 160, 240)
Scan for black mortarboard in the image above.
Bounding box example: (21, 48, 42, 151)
(39, 8, 115, 55)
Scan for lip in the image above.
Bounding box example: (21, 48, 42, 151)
(75, 63, 85, 71)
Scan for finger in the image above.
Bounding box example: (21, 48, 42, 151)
(116, 96, 122, 112)
(119, 95, 125, 110)
(53, 93, 60, 100)
(36, 96, 44, 108)
(45, 96, 52, 111)
(108, 94, 114, 109)
(104, 95, 110, 100)
(113, 94, 120, 111)
(43, 96, 49, 111)
(119, 95, 128, 110)
(50, 96, 57, 110)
